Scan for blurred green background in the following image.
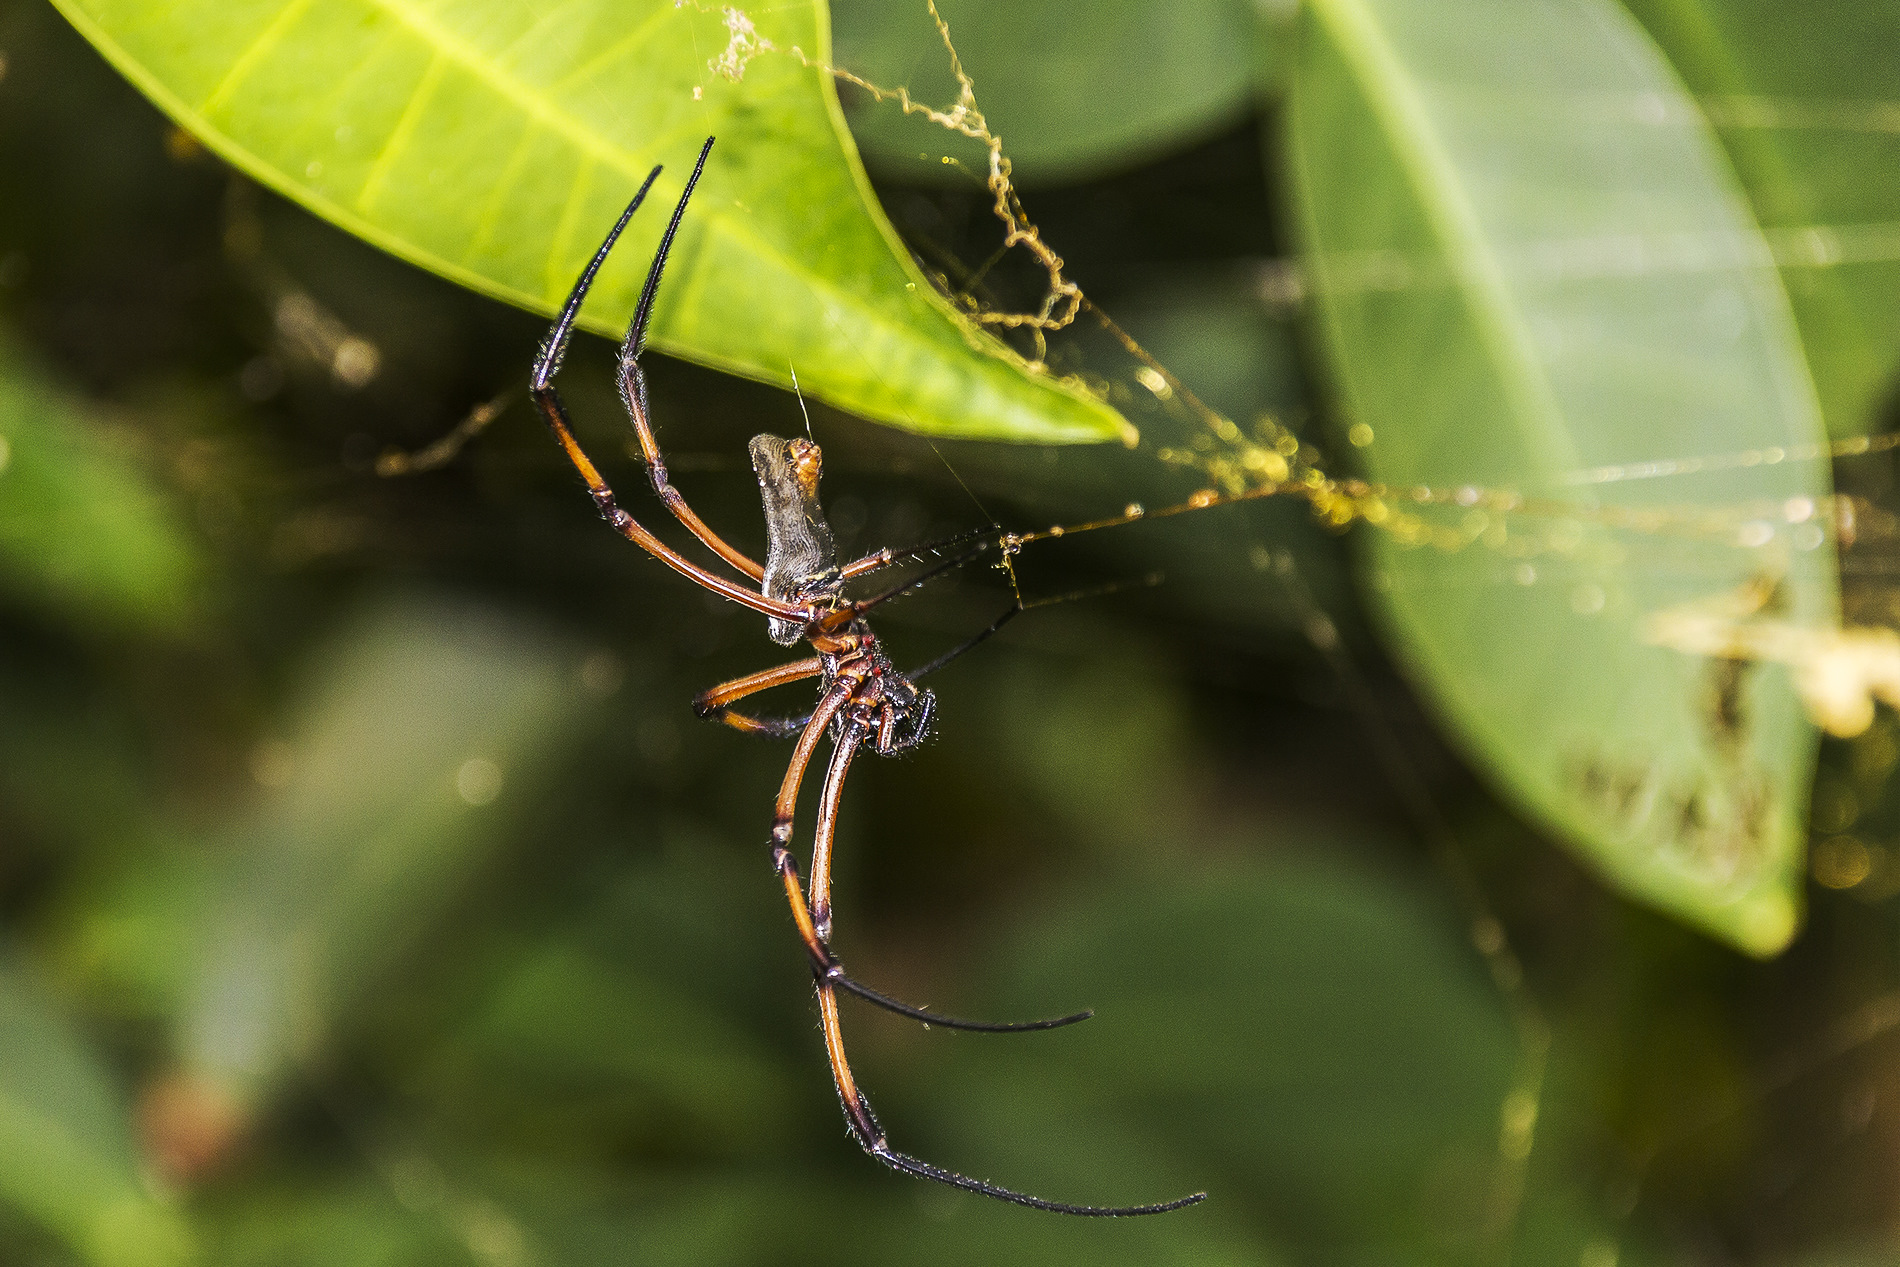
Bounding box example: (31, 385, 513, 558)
(7, 0, 1900, 1263)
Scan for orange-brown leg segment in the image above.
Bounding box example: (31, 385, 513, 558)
(778, 720, 1090, 1033)
(781, 726, 1204, 1215)
(614, 137, 766, 584)
(693, 658, 822, 736)
(529, 156, 802, 624)
(619, 359, 763, 581)
(531, 389, 800, 621)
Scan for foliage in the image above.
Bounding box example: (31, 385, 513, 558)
(47, 0, 1124, 442)
(1289, 0, 1834, 952)
(4, 0, 1900, 1264)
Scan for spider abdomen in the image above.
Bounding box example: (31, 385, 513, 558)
(751, 433, 841, 646)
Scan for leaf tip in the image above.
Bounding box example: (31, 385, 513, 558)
(1734, 890, 1801, 958)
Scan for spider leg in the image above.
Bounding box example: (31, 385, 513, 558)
(804, 721, 861, 942)
(817, 989, 1204, 1215)
(528, 166, 810, 625)
(840, 524, 1000, 581)
(694, 657, 822, 736)
(800, 723, 1092, 1036)
(615, 138, 767, 583)
(907, 600, 1023, 683)
(793, 730, 1203, 1215)
(770, 709, 1082, 1031)
(907, 572, 1167, 684)
(847, 541, 995, 619)
(709, 708, 815, 739)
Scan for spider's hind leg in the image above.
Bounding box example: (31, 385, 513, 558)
(797, 721, 1089, 1037)
(766, 688, 1200, 1212)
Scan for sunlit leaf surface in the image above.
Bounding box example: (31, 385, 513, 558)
(48, 0, 1127, 443)
(1622, 0, 1900, 440)
(1288, 0, 1837, 953)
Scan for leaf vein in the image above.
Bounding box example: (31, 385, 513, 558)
(198, 0, 322, 117)
(548, 7, 675, 96)
(355, 49, 450, 215)
(463, 119, 544, 263)
(543, 155, 598, 302)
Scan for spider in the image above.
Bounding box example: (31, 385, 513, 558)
(529, 136, 1204, 1217)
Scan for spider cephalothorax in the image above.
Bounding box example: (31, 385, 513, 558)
(527, 136, 1202, 1218)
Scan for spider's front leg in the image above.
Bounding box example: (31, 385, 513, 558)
(529, 142, 795, 621)
(609, 137, 765, 583)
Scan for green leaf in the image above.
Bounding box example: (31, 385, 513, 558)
(424, 939, 798, 1154)
(921, 848, 1516, 1259)
(0, 958, 196, 1267)
(48, 0, 1127, 444)
(0, 337, 200, 630)
(178, 596, 589, 1108)
(216, 1177, 465, 1267)
(833, 0, 1259, 184)
(1287, 0, 1837, 953)
(1620, 0, 1900, 439)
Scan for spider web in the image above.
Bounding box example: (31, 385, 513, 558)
(670, 0, 1900, 745)
(765, 0, 1900, 1251)
(341, 2, 1900, 1250)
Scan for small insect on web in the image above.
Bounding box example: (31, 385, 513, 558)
(528, 135, 1206, 1217)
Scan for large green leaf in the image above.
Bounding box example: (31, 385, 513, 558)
(49, 0, 1126, 444)
(1288, 0, 1837, 953)
(1621, 0, 1900, 439)
(0, 958, 195, 1267)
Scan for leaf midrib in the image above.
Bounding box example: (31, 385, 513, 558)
(1311, 0, 1581, 483)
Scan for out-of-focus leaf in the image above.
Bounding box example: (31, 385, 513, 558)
(0, 336, 199, 629)
(1287, 0, 1836, 954)
(877, 849, 1514, 1260)
(981, 641, 1199, 854)
(833, 0, 1258, 184)
(422, 938, 797, 1154)
(1766, 1244, 1900, 1267)
(0, 957, 195, 1267)
(1622, 0, 1900, 439)
(177, 597, 588, 1112)
(217, 1178, 466, 1267)
(54, 835, 210, 1022)
(0, 663, 166, 868)
(49, 0, 1126, 444)
(220, 1161, 821, 1267)
(1113, 268, 1309, 428)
